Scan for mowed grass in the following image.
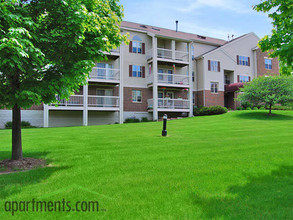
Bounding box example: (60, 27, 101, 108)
(0, 110, 292, 219)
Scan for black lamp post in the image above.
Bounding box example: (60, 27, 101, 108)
(162, 114, 167, 136)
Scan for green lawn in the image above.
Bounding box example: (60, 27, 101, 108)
(0, 110, 292, 219)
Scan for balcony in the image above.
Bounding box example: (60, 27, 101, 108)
(103, 48, 120, 59)
(49, 95, 120, 111)
(49, 95, 84, 110)
(147, 98, 190, 112)
(146, 48, 189, 66)
(88, 95, 120, 111)
(89, 67, 120, 83)
(147, 72, 190, 88)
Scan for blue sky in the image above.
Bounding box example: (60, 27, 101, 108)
(120, 0, 273, 40)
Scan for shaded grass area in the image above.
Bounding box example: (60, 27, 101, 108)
(0, 110, 292, 219)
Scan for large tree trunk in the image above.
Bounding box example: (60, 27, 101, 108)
(12, 104, 23, 160)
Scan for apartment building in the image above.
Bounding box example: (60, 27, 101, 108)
(0, 21, 279, 128)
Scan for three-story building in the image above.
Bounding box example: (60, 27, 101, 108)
(0, 21, 279, 128)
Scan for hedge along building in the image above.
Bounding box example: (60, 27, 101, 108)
(0, 21, 279, 128)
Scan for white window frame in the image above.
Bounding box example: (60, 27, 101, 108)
(132, 65, 142, 78)
(210, 82, 219, 94)
(265, 58, 272, 70)
(239, 56, 249, 66)
(210, 60, 219, 72)
(239, 75, 250, 83)
(132, 41, 142, 54)
(132, 90, 142, 103)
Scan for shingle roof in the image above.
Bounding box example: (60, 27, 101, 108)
(121, 21, 227, 46)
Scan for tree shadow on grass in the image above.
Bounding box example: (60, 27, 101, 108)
(0, 151, 71, 200)
(234, 111, 293, 121)
(192, 166, 293, 219)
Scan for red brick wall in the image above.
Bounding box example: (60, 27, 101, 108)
(204, 90, 224, 107)
(124, 87, 152, 112)
(256, 48, 280, 76)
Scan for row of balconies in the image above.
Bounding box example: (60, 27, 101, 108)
(102, 47, 190, 65)
(49, 95, 120, 111)
(90, 67, 191, 88)
(48, 95, 190, 112)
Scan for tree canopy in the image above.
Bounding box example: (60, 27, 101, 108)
(254, 0, 293, 67)
(237, 76, 293, 115)
(0, 0, 127, 160)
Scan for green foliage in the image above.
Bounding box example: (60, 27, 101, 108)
(253, 107, 259, 110)
(194, 106, 228, 116)
(238, 76, 293, 114)
(254, 1, 293, 67)
(280, 61, 293, 76)
(0, 0, 127, 109)
(5, 121, 36, 129)
(236, 107, 244, 110)
(259, 107, 265, 110)
(125, 118, 140, 123)
(246, 107, 252, 110)
(141, 117, 150, 122)
(267, 105, 292, 111)
(241, 101, 253, 109)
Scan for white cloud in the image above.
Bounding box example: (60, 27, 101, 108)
(177, 0, 254, 14)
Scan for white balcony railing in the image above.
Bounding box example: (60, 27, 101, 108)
(146, 48, 189, 63)
(147, 73, 190, 86)
(88, 95, 119, 108)
(175, 51, 189, 62)
(148, 98, 190, 110)
(51, 95, 84, 107)
(89, 67, 120, 81)
(157, 48, 172, 59)
(158, 73, 189, 85)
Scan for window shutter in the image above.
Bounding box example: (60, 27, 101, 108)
(237, 75, 240, 82)
(237, 55, 239, 65)
(248, 57, 250, 66)
(218, 61, 221, 72)
(129, 41, 133, 53)
(129, 65, 132, 77)
(248, 76, 251, 81)
(208, 60, 211, 71)
(142, 66, 145, 78)
(142, 43, 145, 54)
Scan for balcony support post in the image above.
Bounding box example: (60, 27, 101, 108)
(43, 104, 49, 128)
(83, 83, 88, 126)
(119, 44, 124, 124)
(172, 40, 176, 60)
(152, 36, 158, 121)
(188, 43, 193, 117)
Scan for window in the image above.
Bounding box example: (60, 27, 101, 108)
(238, 56, 249, 66)
(265, 59, 272, 70)
(211, 61, 219, 72)
(211, 82, 218, 94)
(192, 72, 195, 82)
(132, 65, 142, 78)
(158, 69, 164, 81)
(239, 75, 250, 83)
(132, 35, 142, 54)
(132, 90, 142, 103)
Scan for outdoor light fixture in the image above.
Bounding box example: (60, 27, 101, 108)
(162, 114, 168, 137)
